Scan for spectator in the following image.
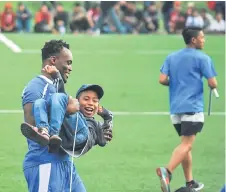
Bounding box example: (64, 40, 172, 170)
(70, 3, 89, 34)
(16, 2, 32, 33)
(143, 1, 156, 11)
(185, 6, 193, 20)
(185, 8, 204, 28)
(215, 1, 225, 20)
(208, 13, 225, 33)
(0, 3, 16, 32)
(142, 3, 159, 33)
(121, 2, 141, 34)
(161, 1, 174, 33)
(34, 4, 52, 33)
(53, 3, 68, 34)
(92, 1, 126, 34)
(200, 8, 212, 30)
(168, 2, 186, 33)
(87, 3, 101, 29)
(101, 3, 122, 34)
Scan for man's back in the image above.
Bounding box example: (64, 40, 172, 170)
(22, 75, 69, 170)
(161, 48, 216, 114)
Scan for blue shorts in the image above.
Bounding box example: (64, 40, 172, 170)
(24, 161, 86, 192)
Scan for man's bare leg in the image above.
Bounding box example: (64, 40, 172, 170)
(182, 151, 193, 182)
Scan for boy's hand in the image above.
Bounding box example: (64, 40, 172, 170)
(97, 105, 103, 115)
(42, 65, 59, 79)
(67, 96, 80, 115)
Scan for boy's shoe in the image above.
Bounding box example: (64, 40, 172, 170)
(48, 135, 62, 153)
(156, 167, 171, 192)
(20, 122, 49, 146)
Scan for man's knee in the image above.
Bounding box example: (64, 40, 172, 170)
(181, 135, 196, 152)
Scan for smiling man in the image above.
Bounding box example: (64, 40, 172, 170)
(21, 40, 83, 192)
(156, 27, 218, 192)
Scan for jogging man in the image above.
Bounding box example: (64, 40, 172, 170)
(156, 27, 218, 192)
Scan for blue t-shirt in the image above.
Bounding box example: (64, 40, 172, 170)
(22, 75, 70, 170)
(160, 48, 217, 114)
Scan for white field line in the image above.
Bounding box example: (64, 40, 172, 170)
(0, 34, 22, 53)
(0, 110, 225, 116)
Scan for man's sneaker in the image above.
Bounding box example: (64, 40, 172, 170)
(20, 122, 49, 146)
(186, 181, 204, 191)
(49, 135, 62, 153)
(156, 167, 171, 192)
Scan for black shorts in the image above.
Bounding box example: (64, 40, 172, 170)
(171, 112, 204, 136)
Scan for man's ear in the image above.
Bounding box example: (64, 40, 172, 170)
(191, 37, 196, 44)
(50, 56, 56, 65)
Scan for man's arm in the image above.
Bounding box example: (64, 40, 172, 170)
(207, 77, 217, 89)
(159, 74, 169, 86)
(23, 103, 35, 126)
(159, 56, 170, 86)
(200, 55, 218, 89)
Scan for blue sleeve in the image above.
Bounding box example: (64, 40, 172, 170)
(160, 56, 170, 75)
(200, 55, 217, 79)
(22, 84, 42, 106)
(22, 81, 56, 106)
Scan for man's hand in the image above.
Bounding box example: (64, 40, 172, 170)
(159, 73, 169, 86)
(42, 65, 59, 79)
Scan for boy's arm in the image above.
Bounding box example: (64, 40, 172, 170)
(97, 106, 113, 130)
(41, 65, 66, 93)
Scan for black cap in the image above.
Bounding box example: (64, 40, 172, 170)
(76, 84, 104, 99)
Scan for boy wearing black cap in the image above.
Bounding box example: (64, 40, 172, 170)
(21, 83, 113, 154)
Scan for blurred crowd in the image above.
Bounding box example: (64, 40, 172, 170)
(0, 1, 225, 35)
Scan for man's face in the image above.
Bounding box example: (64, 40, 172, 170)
(53, 47, 73, 82)
(192, 31, 205, 50)
(19, 5, 25, 12)
(78, 90, 99, 118)
(56, 5, 63, 12)
(41, 5, 48, 13)
(216, 13, 222, 21)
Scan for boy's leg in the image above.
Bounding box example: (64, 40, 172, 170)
(21, 99, 50, 146)
(33, 99, 50, 131)
(48, 93, 69, 152)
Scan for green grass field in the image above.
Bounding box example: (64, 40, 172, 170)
(0, 34, 225, 192)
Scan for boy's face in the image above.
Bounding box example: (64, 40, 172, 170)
(78, 90, 99, 117)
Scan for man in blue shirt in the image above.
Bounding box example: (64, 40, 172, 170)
(22, 40, 113, 192)
(156, 27, 218, 192)
(21, 40, 88, 192)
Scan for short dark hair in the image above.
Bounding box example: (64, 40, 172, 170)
(200, 8, 207, 13)
(57, 3, 63, 7)
(41, 40, 69, 61)
(74, 2, 80, 7)
(182, 27, 202, 45)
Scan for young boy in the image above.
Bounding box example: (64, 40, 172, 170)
(21, 78, 113, 153)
